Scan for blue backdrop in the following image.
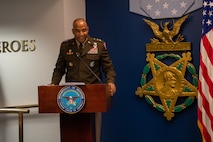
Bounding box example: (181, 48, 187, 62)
(86, 0, 202, 142)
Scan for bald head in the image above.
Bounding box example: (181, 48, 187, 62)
(72, 18, 89, 43)
(73, 18, 88, 28)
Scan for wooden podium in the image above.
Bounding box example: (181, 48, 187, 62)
(38, 84, 111, 142)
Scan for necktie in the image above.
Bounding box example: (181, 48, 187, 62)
(78, 43, 83, 53)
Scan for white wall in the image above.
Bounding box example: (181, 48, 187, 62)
(64, 0, 86, 39)
(0, 0, 85, 142)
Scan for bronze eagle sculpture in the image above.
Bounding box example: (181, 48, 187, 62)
(143, 14, 189, 44)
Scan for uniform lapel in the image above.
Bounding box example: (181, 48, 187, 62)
(81, 38, 93, 56)
(70, 39, 78, 52)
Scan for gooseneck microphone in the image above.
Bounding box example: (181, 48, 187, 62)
(75, 52, 102, 84)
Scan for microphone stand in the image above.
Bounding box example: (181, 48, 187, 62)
(75, 52, 102, 84)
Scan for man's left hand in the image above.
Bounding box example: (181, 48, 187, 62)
(107, 83, 116, 96)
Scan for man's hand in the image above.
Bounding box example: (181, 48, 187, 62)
(107, 83, 116, 96)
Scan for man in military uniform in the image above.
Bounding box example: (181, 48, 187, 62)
(50, 18, 116, 142)
(51, 18, 116, 95)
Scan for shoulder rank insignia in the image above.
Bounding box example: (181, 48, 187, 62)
(93, 38, 103, 42)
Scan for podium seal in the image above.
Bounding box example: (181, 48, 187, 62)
(57, 86, 85, 114)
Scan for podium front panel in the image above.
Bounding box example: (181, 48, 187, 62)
(38, 84, 111, 113)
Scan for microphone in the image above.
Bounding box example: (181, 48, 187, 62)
(75, 52, 102, 84)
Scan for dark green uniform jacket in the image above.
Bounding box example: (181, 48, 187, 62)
(51, 37, 116, 85)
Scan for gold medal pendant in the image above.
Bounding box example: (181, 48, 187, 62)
(135, 14, 198, 121)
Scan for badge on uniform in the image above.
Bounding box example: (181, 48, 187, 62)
(88, 42, 98, 54)
(90, 61, 95, 67)
(69, 62, 73, 67)
(66, 49, 73, 55)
